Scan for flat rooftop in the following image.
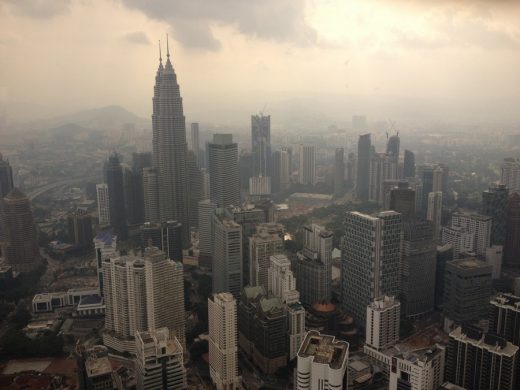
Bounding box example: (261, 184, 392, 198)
(298, 330, 348, 369)
(85, 356, 112, 378)
(449, 258, 490, 270)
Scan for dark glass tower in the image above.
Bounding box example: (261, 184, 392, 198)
(0, 153, 14, 198)
(356, 134, 371, 201)
(403, 150, 415, 178)
(152, 40, 189, 243)
(482, 184, 509, 246)
(505, 192, 520, 267)
(105, 153, 127, 240)
(251, 114, 271, 178)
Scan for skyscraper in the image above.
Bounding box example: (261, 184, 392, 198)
(123, 152, 152, 226)
(105, 153, 127, 240)
(190, 122, 200, 165)
(482, 184, 509, 246)
(0, 188, 39, 273)
(334, 148, 345, 197)
(505, 192, 520, 267)
(418, 164, 435, 217)
(489, 293, 520, 347)
(67, 209, 93, 251)
(135, 328, 187, 390)
(187, 150, 203, 228)
(434, 244, 453, 309)
(356, 134, 371, 200)
(143, 167, 160, 223)
(209, 134, 240, 208)
(389, 182, 415, 218)
(500, 158, 520, 192)
(140, 220, 183, 262)
(342, 211, 402, 326)
(451, 211, 492, 256)
(96, 183, 110, 226)
(386, 134, 400, 162)
(0, 153, 14, 198)
(365, 295, 400, 350)
(208, 293, 241, 390)
(298, 144, 316, 185)
(249, 227, 283, 289)
(251, 114, 271, 178)
(403, 149, 415, 178)
(198, 200, 217, 267)
(427, 191, 443, 239)
(152, 42, 189, 242)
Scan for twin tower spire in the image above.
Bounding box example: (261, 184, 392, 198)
(158, 35, 171, 64)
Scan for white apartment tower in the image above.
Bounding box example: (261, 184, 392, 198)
(135, 328, 187, 390)
(299, 144, 316, 185)
(366, 295, 400, 350)
(441, 225, 475, 259)
(249, 227, 284, 289)
(208, 293, 241, 390)
(96, 183, 110, 226)
(500, 158, 520, 192)
(451, 212, 492, 256)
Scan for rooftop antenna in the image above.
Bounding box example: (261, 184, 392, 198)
(166, 34, 170, 58)
(159, 40, 162, 62)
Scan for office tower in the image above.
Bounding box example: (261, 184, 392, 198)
(281, 146, 293, 191)
(209, 134, 240, 208)
(369, 153, 397, 205)
(208, 293, 241, 390)
(482, 184, 509, 246)
(135, 328, 187, 390)
(271, 150, 281, 194)
(187, 150, 203, 228)
(298, 144, 316, 185)
(400, 220, 436, 318)
(443, 258, 492, 328)
(201, 168, 210, 200)
(366, 296, 400, 351)
(213, 210, 243, 299)
(342, 211, 401, 326)
(441, 225, 474, 259)
(249, 227, 283, 289)
(268, 254, 305, 360)
(140, 221, 183, 262)
(352, 115, 367, 131)
(295, 224, 333, 306)
(239, 151, 253, 191)
(249, 176, 271, 196)
(486, 245, 503, 279)
(386, 134, 400, 162)
(334, 148, 345, 197)
(408, 178, 423, 213)
(67, 209, 93, 251)
(418, 164, 434, 217)
(125, 152, 152, 226)
(198, 200, 217, 266)
(96, 183, 110, 226)
(105, 153, 128, 240)
(346, 152, 356, 183)
(403, 150, 415, 178)
(434, 244, 453, 309)
(296, 331, 349, 390)
(356, 134, 371, 200)
(190, 122, 200, 164)
(251, 114, 271, 178)
(427, 191, 443, 239)
(382, 179, 401, 210)
(152, 44, 189, 243)
(0, 153, 14, 198)
(102, 248, 185, 353)
(432, 166, 444, 193)
(489, 293, 520, 347)
(133, 151, 152, 172)
(0, 189, 39, 273)
(143, 167, 160, 223)
(389, 181, 415, 218)
(451, 211, 492, 256)
(445, 325, 518, 390)
(505, 192, 520, 266)
(238, 286, 287, 374)
(500, 158, 520, 192)
(93, 232, 117, 296)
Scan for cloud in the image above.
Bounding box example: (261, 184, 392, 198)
(2, 0, 71, 19)
(121, 0, 317, 50)
(122, 31, 151, 45)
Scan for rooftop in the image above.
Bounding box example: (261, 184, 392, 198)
(85, 356, 112, 378)
(491, 293, 520, 310)
(298, 330, 349, 370)
(448, 257, 490, 270)
(450, 326, 518, 357)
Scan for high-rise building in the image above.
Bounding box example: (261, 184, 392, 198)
(369, 153, 397, 205)
(213, 210, 243, 299)
(251, 114, 271, 178)
(298, 144, 316, 185)
(400, 219, 437, 317)
(296, 331, 349, 390)
(126, 152, 152, 226)
(67, 209, 93, 251)
(0, 153, 14, 198)
(143, 167, 160, 223)
(96, 183, 110, 226)
(152, 44, 189, 242)
(505, 192, 520, 267)
(105, 153, 128, 240)
(208, 293, 241, 390)
(386, 134, 400, 162)
(500, 158, 520, 192)
(441, 225, 474, 259)
(434, 244, 453, 309)
(271, 150, 281, 194)
(77, 345, 116, 390)
(389, 181, 415, 218)
(0, 188, 39, 273)
(427, 191, 443, 239)
(190, 122, 200, 165)
(342, 211, 401, 326)
(248, 176, 271, 197)
(198, 200, 217, 266)
(295, 224, 333, 306)
(489, 293, 520, 347)
(356, 134, 371, 201)
(482, 184, 509, 246)
(403, 150, 415, 178)
(209, 134, 240, 208)
(334, 148, 345, 197)
(140, 220, 183, 262)
(418, 164, 435, 217)
(249, 228, 283, 289)
(445, 325, 518, 390)
(451, 211, 492, 256)
(187, 150, 203, 228)
(443, 258, 492, 329)
(486, 245, 503, 279)
(365, 296, 400, 351)
(135, 328, 187, 390)
(93, 231, 117, 296)
(272, 148, 291, 193)
(239, 151, 253, 191)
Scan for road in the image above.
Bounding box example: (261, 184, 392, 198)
(27, 176, 99, 201)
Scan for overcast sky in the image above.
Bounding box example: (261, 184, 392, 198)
(1, 0, 520, 124)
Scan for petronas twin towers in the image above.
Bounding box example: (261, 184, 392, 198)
(151, 39, 189, 242)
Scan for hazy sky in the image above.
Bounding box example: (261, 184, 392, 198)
(1, 0, 520, 124)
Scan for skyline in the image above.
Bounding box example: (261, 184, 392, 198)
(1, 0, 520, 125)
